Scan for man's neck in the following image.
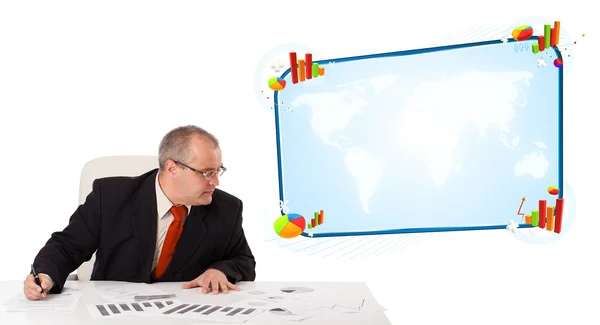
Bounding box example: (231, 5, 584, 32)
(157, 171, 179, 205)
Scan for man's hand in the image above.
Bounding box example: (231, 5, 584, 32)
(182, 268, 240, 294)
(23, 274, 53, 300)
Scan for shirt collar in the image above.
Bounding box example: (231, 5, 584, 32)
(155, 172, 191, 219)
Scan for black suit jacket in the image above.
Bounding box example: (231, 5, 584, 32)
(33, 169, 256, 293)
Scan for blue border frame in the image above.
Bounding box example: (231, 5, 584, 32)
(273, 37, 563, 238)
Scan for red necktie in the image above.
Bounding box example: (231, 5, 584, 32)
(152, 205, 188, 280)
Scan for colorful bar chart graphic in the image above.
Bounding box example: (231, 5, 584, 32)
(531, 21, 561, 54)
(288, 52, 325, 84)
(307, 210, 324, 229)
(524, 198, 564, 234)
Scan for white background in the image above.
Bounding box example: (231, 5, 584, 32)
(0, 1, 597, 324)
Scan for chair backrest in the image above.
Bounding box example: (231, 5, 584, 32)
(76, 155, 159, 281)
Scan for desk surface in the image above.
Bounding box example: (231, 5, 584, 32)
(0, 280, 391, 325)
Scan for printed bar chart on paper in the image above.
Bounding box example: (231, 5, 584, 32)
(160, 302, 263, 322)
(274, 38, 563, 237)
(86, 299, 177, 319)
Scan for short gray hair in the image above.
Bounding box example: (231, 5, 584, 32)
(158, 125, 219, 170)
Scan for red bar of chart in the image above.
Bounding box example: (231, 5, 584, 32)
(550, 28, 556, 47)
(305, 53, 312, 79)
(539, 200, 546, 228)
(538, 36, 545, 52)
(288, 52, 298, 84)
(554, 198, 564, 234)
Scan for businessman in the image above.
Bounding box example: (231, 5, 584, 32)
(24, 125, 256, 300)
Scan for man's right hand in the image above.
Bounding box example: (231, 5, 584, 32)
(23, 274, 53, 300)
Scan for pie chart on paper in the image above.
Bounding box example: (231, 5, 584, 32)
(274, 214, 306, 238)
(280, 287, 315, 294)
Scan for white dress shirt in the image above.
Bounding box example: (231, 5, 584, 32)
(152, 172, 191, 272)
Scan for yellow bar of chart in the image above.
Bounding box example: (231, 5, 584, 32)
(546, 206, 555, 231)
(298, 59, 306, 82)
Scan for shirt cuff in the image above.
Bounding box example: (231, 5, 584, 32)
(38, 273, 54, 290)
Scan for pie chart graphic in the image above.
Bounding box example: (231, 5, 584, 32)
(511, 25, 533, 41)
(553, 58, 563, 68)
(274, 213, 306, 238)
(268, 77, 286, 91)
(548, 186, 560, 195)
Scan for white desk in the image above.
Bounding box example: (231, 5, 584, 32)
(0, 280, 391, 325)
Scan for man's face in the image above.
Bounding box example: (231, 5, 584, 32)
(175, 137, 222, 206)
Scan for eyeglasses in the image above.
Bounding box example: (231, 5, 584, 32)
(173, 160, 226, 180)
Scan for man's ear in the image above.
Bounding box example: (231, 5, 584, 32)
(165, 160, 179, 177)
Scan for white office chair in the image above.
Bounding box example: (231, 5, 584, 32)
(74, 155, 159, 281)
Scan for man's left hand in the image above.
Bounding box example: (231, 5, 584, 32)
(182, 269, 240, 294)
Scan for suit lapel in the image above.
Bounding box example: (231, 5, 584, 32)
(131, 170, 159, 281)
(166, 205, 209, 276)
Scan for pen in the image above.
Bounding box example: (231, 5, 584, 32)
(30, 264, 45, 297)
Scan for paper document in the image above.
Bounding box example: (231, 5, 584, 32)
(231, 283, 386, 321)
(86, 299, 178, 319)
(88, 299, 264, 322)
(134, 294, 176, 301)
(94, 282, 170, 302)
(161, 302, 264, 323)
(2, 286, 82, 312)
